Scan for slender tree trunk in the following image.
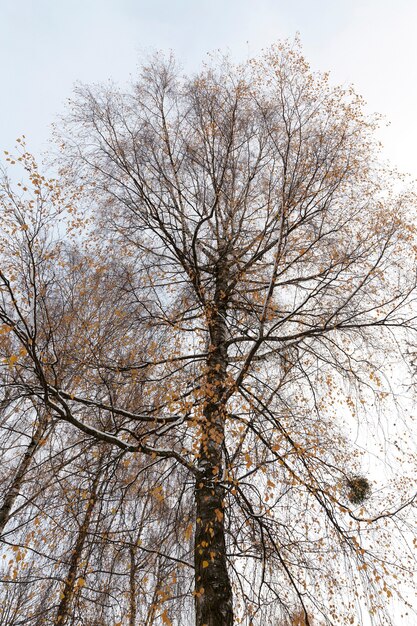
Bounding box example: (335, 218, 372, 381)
(0, 417, 47, 536)
(145, 557, 162, 626)
(129, 545, 137, 626)
(54, 471, 100, 625)
(194, 273, 233, 626)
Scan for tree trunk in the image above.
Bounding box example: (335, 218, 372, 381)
(54, 471, 99, 625)
(128, 545, 137, 626)
(0, 417, 47, 536)
(194, 280, 233, 626)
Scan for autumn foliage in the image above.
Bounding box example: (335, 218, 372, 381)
(0, 41, 416, 625)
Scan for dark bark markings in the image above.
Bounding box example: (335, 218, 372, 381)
(54, 470, 100, 625)
(194, 265, 233, 626)
(0, 417, 47, 536)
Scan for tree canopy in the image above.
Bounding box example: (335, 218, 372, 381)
(0, 41, 416, 626)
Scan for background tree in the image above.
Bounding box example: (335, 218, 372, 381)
(1, 41, 417, 625)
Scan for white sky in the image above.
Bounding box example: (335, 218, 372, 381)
(1, 0, 417, 179)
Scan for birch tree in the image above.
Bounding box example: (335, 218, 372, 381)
(1, 41, 417, 625)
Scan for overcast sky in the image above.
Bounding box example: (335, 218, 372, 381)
(1, 0, 417, 178)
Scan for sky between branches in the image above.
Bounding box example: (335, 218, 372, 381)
(1, 0, 416, 180)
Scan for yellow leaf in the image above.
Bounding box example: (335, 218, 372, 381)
(202, 560, 209, 568)
(184, 522, 193, 541)
(161, 609, 172, 625)
(8, 355, 18, 367)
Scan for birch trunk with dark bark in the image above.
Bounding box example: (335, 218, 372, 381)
(54, 471, 99, 625)
(128, 545, 137, 626)
(194, 268, 233, 626)
(0, 417, 47, 536)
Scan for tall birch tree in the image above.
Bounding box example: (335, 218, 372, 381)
(1, 41, 417, 625)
